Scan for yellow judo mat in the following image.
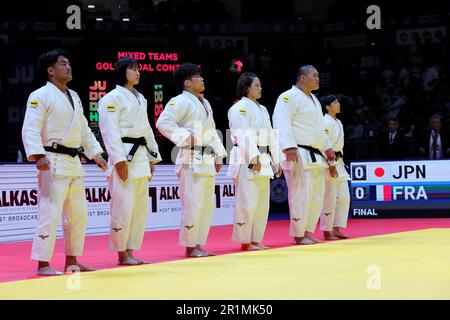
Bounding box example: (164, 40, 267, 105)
(1, 228, 449, 300)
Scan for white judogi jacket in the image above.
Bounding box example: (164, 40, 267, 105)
(272, 85, 331, 169)
(227, 97, 281, 178)
(156, 90, 227, 176)
(22, 81, 103, 176)
(323, 114, 350, 180)
(98, 85, 162, 179)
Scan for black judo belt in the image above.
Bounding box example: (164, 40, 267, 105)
(44, 143, 85, 158)
(184, 145, 216, 156)
(335, 151, 343, 161)
(297, 144, 327, 163)
(234, 144, 271, 169)
(122, 137, 158, 162)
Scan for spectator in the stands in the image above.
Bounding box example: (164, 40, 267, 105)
(378, 117, 408, 160)
(418, 114, 450, 159)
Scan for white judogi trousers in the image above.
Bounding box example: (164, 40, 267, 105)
(283, 164, 326, 237)
(320, 178, 350, 231)
(31, 171, 87, 262)
(108, 169, 149, 251)
(178, 165, 215, 247)
(232, 166, 271, 244)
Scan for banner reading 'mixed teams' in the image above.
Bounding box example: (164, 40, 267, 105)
(0, 164, 235, 243)
(350, 160, 450, 218)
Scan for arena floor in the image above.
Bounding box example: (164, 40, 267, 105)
(1, 219, 449, 299)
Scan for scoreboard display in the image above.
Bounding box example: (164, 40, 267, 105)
(350, 160, 450, 218)
(84, 48, 182, 162)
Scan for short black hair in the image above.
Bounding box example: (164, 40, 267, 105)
(173, 63, 201, 91)
(297, 65, 316, 80)
(38, 48, 70, 80)
(320, 94, 338, 115)
(115, 57, 139, 86)
(236, 72, 258, 99)
(387, 117, 399, 123)
(429, 114, 441, 122)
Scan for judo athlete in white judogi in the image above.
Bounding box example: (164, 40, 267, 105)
(156, 63, 227, 257)
(227, 72, 282, 251)
(98, 58, 161, 265)
(319, 94, 350, 240)
(272, 65, 336, 245)
(22, 49, 107, 276)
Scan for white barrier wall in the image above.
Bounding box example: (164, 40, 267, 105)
(0, 164, 235, 243)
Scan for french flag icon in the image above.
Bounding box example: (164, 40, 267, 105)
(376, 185, 392, 201)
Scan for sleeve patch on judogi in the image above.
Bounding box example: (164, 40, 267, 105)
(282, 96, 289, 103)
(239, 109, 247, 115)
(106, 104, 116, 112)
(168, 101, 176, 106)
(29, 100, 39, 108)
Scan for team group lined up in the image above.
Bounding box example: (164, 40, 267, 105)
(21, 48, 350, 276)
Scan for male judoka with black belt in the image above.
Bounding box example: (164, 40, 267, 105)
(22, 49, 107, 276)
(156, 63, 227, 257)
(98, 57, 161, 265)
(273, 65, 336, 245)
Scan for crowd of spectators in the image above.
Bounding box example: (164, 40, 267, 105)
(4, 0, 450, 163)
(193, 27, 450, 162)
(337, 31, 450, 161)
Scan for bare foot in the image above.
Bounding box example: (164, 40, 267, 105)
(131, 257, 150, 264)
(304, 232, 324, 244)
(201, 249, 217, 256)
(64, 263, 96, 272)
(126, 249, 150, 264)
(294, 237, 315, 245)
(334, 230, 349, 239)
(118, 257, 141, 265)
(241, 244, 264, 251)
(306, 236, 324, 244)
(323, 231, 341, 240)
(37, 266, 64, 276)
(186, 247, 208, 257)
(196, 245, 216, 256)
(250, 242, 269, 250)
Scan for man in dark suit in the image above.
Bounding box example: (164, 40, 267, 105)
(418, 115, 450, 159)
(378, 117, 408, 160)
